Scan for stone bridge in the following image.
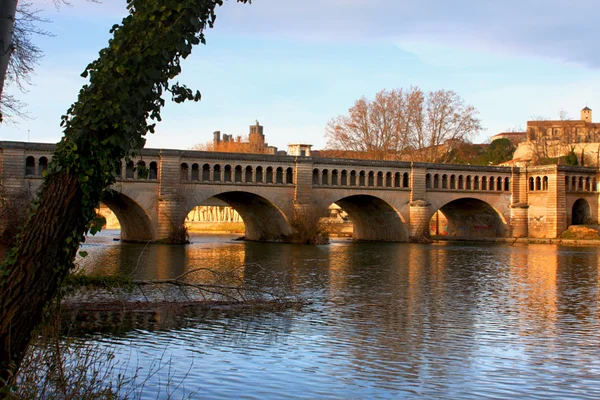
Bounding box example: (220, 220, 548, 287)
(2, 141, 599, 242)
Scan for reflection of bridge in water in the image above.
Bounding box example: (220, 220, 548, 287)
(67, 239, 596, 337)
(2, 141, 599, 242)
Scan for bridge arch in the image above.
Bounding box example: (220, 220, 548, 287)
(101, 190, 154, 242)
(430, 197, 509, 239)
(329, 194, 408, 241)
(182, 190, 293, 242)
(572, 198, 591, 225)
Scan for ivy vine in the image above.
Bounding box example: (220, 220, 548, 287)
(50, 0, 249, 253)
(0, 0, 250, 382)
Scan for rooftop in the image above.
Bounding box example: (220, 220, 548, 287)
(493, 132, 526, 136)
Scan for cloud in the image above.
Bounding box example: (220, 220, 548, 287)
(214, 0, 600, 68)
(29, 1, 599, 67)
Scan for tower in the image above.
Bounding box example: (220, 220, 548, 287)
(581, 107, 592, 122)
(213, 131, 221, 148)
(249, 121, 264, 140)
(248, 121, 265, 150)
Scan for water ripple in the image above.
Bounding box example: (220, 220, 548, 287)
(75, 237, 600, 399)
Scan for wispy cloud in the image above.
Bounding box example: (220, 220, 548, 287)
(214, 0, 600, 68)
(31, 1, 598, 67)
(9, 0, 600, 148)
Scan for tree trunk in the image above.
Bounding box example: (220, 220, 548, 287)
(0, 170, 84, 384)
(0, 0, 17, 102)
(0, 0, 250, 388)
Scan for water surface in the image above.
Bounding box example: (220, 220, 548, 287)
(75, 232, 600, 399)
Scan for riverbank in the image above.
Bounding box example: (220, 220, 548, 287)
(432, 236, 600, 246)
(185, 221, 355, 237)
(186, 221, 245, 234)
(432, 225, 600, 246)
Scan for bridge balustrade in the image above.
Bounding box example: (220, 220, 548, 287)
(311, 167, 410, 189)
(528, 176, 549, 192)
(176, 162, 295, 185)
(565, 175, 598, 192)
(426, 172, 510, 192)
(33, 158, 148, 182)
(22, 155, 50, 177)
(17, 150, 517, 196)
(112, 160, 161, 181)
(19, 154, 53, 178)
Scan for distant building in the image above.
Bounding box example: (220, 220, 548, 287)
(491, 107, 600, 146)
(526, 107, 600, 143)
(212, 121, 279, 154)
(508, 107, 600, 166)
(287, 144, 312, 157)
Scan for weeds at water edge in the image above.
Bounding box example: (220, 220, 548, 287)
(9, 305, 198, 399)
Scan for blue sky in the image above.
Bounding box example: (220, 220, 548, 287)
(2, 0, 600, 151)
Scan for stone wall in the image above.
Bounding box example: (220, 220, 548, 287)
(513, 141, 600, 166)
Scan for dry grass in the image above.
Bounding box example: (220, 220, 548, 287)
(8, 307, 129, 399)
(8, 301, 202, 399)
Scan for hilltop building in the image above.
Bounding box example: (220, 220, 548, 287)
(212, 121, 279, 154)
(525, 107, 600, 143)
(491, 108, 600, 147)
(507, 107, 600, 166)
(210, 123, 316, 157)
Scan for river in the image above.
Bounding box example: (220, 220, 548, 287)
(73, 231, 600, 399)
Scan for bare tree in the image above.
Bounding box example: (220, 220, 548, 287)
(526, 115, 552, 162)
(325, 87, 482, 162)
(191, 141, 214, 151)
(527, 112, 585, 165)
(0, 0, 91, 121)
(325, 87, 422, 160)
(411, 89, 482, 163)
(0, 0, 19, 113)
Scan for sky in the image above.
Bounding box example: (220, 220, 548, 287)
(2, 0, 600, 151)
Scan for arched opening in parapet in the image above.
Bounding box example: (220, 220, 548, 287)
(572, 199, 591, 225)
(25, 156, 35, 176)
(38, 157, 48, 176)
(98, 190, 154, 242)
(430, 198, 508, 239)
(185, 191, 292, 242)
(329, 195, 408, 241)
